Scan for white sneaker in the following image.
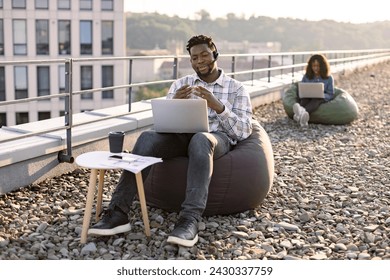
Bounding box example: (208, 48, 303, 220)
(299, 111, 309, 127)
(293, 103, 302, 122)
(293, 103, 306, 123)
(293, 103, 301, 114)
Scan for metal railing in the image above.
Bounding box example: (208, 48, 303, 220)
(1, 49, 390, 163)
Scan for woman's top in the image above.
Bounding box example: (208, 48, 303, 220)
(302, 75, 334, 101)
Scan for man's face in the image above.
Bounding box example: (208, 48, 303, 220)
(189, 44, 216, 78)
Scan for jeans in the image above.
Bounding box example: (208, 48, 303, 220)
(299, 98, 325, 114)
(108, 130, 232, 221)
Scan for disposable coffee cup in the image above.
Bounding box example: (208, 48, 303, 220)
(108, 131, 125, 153)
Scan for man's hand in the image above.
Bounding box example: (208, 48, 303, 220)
(173, 84, 193, 99)
(192, 86, 225, 114)
(173, 85, 225, 114)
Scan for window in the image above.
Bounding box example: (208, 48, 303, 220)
(0, 113, 6, 127)
(59, 65, 66, 93)
(0, 19, 3, 55)
(58, 0, 70, 9)
(80, 20, 92, 55)
(101, 21, 113, 55)
(80, 0, 92, 10)
(38, 111, 51, 121)
(36, 20, 49, 55)
(101, 0, 113, 10)
(16, 112, 29, 125)
(13, 19, 27, 55)
(102, 66, 113, 99)
(58, 20, 71, 55)
(35, 0, 48, 9)
(14, 66, 28, 99)
(37, 66, 50, 96)
(0, 67, 5, 101)
(0, 0, 3, 8)
(80, 66, 93, 99)
(12, 0, 26, 8)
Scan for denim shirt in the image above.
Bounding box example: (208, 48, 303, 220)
(302, 75, 335, 101)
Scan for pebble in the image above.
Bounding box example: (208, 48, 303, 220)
(0, 62, 389, 260)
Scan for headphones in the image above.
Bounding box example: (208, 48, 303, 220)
(212, 42, 219, 60)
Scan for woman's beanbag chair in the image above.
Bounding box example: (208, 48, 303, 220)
(143, 119, 274, 216)
(283, 83, 359, 125)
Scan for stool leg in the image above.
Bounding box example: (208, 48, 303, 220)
(80, 169, 98, 244)
(95, 169, 105, 222)
(135, 172, 151, 237)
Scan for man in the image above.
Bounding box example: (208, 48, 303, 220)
(89, 35, 253, 247)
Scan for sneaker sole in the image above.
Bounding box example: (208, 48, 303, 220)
(167, 234, 199, 247)
(88, 223, 131, 236)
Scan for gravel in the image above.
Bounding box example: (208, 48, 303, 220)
(0, 61, 389, 260)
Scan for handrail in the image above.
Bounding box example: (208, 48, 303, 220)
(1, 49, 390, 162)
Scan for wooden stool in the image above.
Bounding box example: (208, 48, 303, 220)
(75, 151, 151, 244)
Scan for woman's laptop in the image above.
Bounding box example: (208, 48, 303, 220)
(151, 99, 209, 133)
(298, 82, 325, 98)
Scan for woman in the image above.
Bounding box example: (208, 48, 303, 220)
(294, 54, 334, 127)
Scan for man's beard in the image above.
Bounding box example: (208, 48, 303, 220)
(196, 64, 213, 79)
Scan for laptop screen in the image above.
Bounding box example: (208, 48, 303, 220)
(298, 82, 324, 99)
(151, 99, 209, 133)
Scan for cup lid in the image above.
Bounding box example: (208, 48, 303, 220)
(109, 131, 124, 135)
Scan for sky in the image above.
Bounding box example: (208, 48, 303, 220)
(124, 0, 389, 24)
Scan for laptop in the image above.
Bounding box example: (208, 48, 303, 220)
(151, 99, 209, 133)
(298, 82, 325, 98)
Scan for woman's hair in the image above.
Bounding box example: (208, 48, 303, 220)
(305, 54, 331, 79)
(186, 35, 216, 55)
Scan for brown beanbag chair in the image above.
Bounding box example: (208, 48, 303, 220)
(144, 119, 274, 216)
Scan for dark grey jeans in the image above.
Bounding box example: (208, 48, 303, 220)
(108, 130, 232, 221)
(299, 98, 325, 114)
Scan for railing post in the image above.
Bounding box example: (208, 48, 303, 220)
(128, 59, 133, 112)
(280, 55, 284, 77)
(58, 58, 74, 163)
(344, 52, 346, 67)
(268, 55, 271, 82)
(292, 54, 295, 79)
(251, 56, 255, 85)
(173, 57, 178, 79)
(231, 56, 236, 79)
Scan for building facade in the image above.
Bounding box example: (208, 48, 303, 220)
(0, 0, 126, 126)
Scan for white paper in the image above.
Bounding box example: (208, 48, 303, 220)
(102, 153, 162, 174)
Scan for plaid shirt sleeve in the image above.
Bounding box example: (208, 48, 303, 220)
(213, 76, 253, 143)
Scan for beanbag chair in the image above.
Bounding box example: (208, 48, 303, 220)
(143, 119, 274, 216)
(283, 83, 359, 125)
